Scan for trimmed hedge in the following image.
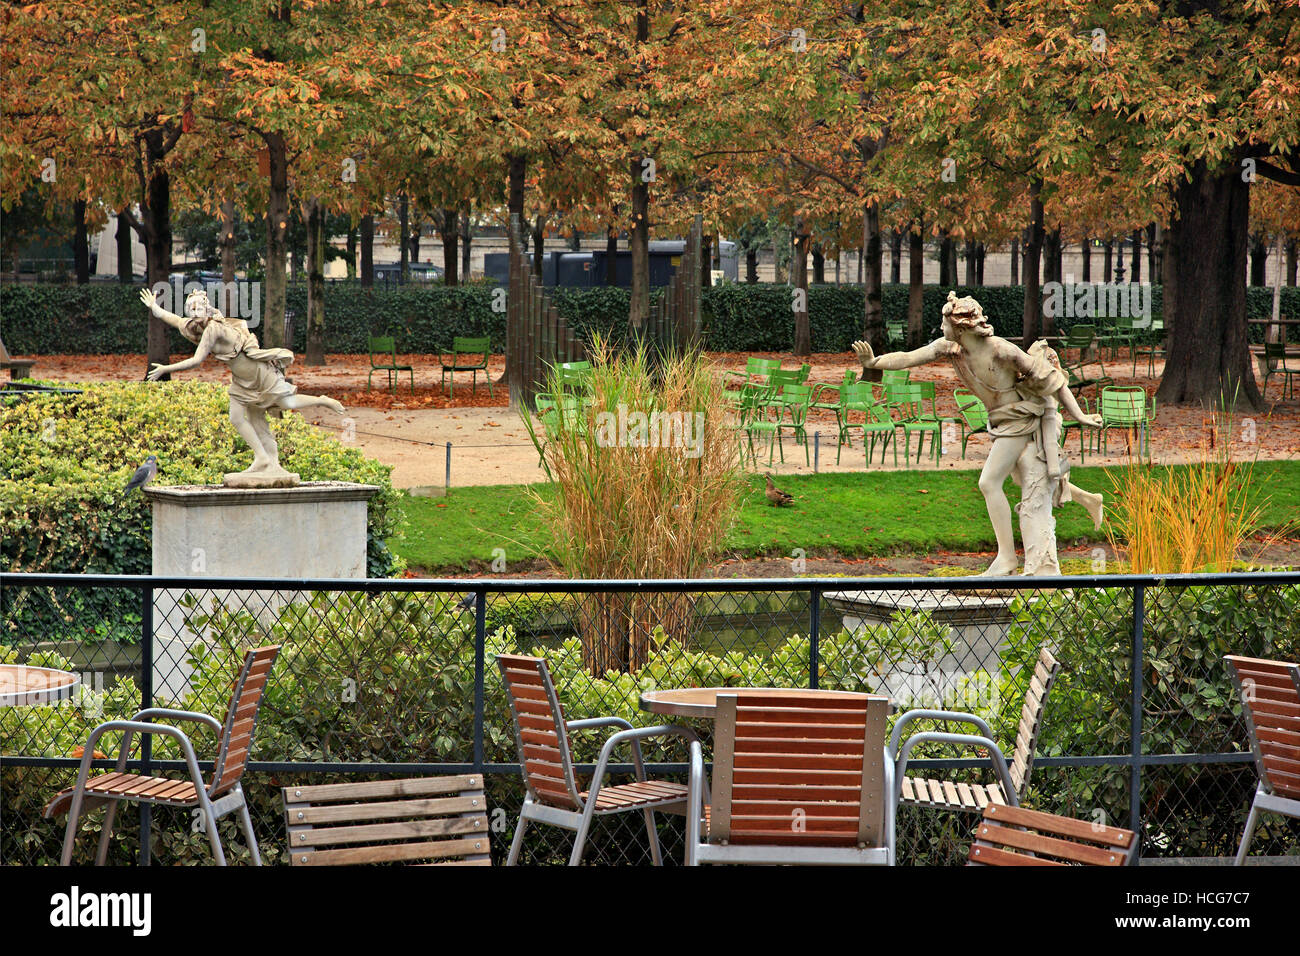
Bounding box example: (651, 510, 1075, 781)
(3, 281, 1296, 355)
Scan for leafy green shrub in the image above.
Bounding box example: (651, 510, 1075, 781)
(0, 381, 403, 646)
(9, 282, 1291, 355)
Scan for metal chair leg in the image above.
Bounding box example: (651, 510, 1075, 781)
(235, 791, 262, 866)
(1234, 796, 1262, 866)
(94, 799, 120, 865)
(201, 799, 227, 866)
(643, 809, 663, 866)
(506, 812, 529, 865)
(568, 805, 598, 865)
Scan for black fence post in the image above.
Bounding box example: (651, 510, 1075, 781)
(472, 586, 487, 773)
(809, 585, 821, 690)
(1129, 583, 1145, 864)
(139, 583, 153, 866)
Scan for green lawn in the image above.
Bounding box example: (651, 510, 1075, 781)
(392, 460, 1300, 572)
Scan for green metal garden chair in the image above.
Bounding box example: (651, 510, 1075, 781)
(1133, 318, 1166, 377)
(439, 336, 493, 399)
(952, 388, 988, 459)
(1097, 385, 1155, 457)
(891, 382, 942, 464)
(1260, 342, 1298, 400)
(770, 382, 812, 465)
(368, 335, 414, 395)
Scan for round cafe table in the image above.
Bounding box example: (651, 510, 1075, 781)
(0, 664, 79, 707)
(639, 686, 878, 720)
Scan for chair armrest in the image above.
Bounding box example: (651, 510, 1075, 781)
(889, 708, 995, 757)
(74, 719, 213, 797)
(566, 716, 633, 733)
(894, 731, 1017, 808)
(131, 708, 223, 736)
(586, 723, 703, 795)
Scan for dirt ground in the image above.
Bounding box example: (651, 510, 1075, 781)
(31, 349, 1300, 489)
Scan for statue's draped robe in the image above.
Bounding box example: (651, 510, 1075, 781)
(198, 319, 297, 410)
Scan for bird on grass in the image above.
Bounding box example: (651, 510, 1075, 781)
(764, 473, 794, 507)
(118, 455, 158, 500)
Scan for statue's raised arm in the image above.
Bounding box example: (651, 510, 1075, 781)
(139, 288, 186, 332)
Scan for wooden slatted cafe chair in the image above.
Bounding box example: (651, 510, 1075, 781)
(283, 774, 490, 866)
(891, 647, 1059, 814)
(684, 691, 895, 865)
(967, 803, 1137, 866)
(497, 653, 701, 865)
(45, 645, 280, 866)
(1225, 654, 1300, 865)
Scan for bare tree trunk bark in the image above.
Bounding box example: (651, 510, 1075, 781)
(220, 199, 238, 316)
(629, 157, 650, 329)
(863, 202, 884, 354)
(1021, 182, 1045, 348)
(263, 130, 289, 348)
(606, 224, 619, 285)
(441, 207, 459, 286)
(1010, 238, 1019, 286)
(792, 216, 811, 356)
(304, 197, 326, 365)
(460, 203, 473, 279)
(360, 213, 374, 287)
(73, 199, 89, 284)
(907, 228, 924, 350)
(889, 229, 902, 284)
(116, 208, 134, 283)
(1081, 239, 1091, 283)
(398, 192, 410, 284)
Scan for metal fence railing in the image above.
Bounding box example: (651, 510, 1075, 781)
(3, 570, 1298, 866)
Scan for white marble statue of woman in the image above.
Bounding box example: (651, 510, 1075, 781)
(139, 287, 345, 485)
(854, 291, 1105, 576)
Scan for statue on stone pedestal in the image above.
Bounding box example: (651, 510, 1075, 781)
(854, 291, 1105, 576)
(139, 288, 345, 487)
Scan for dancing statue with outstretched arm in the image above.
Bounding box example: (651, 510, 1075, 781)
(854, 291, 1104, 576)
(140, 287, 345, 485)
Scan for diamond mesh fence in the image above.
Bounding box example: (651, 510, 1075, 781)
(2, 572, 1298, 866)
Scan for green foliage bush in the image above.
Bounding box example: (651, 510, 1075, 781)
(8, 282, 1293, 355)
(0, 381, 403, 647)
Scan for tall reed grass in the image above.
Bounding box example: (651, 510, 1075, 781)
(524, 338, 744, 673)
(1105, 413, 1283, 573)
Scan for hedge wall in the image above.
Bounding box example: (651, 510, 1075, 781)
(3, 281, 1296, 355)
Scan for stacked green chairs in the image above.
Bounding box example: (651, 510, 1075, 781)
(771, 383, 813, 465)
(1098, 315, 1138, 362)
(726, 357, 781, 392)
(1133, 318, 1166, 377)
(861, 401, 903, 466)
(811, 370, 857, 431)
(1097, 386, 1155, 457)
(890, 383, 942, 464)
(869, 367, 911, 403)
(952, 388, 988, 459)
(736, 383, 782, 466)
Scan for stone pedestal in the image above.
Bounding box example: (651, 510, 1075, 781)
(824, 587, 1021, 707)
(145, 482, 378, 701)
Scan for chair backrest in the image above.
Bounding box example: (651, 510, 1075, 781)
(1007, 647, 1060, 799)
(967, 803, 1136, 866)
(1067, 325, 1096, 346)
(496, 653, 580, 809)
(767, 368, 802, 390)
(210, 645, 281, 796)
(368, 335, 396, 364)
(709, 691, 890, 850)
(1225, 655, 1300, 801)
(954, 389, 988, 429)
(880, 368, 910, 386)
(455, 336, 491, 353)
(780, 383, 811, 415)
(796, 363, 812, 384)
(841, 382, 875, 410)
(282, 774, 491, 866)
(1099, 386, 1147, 425)
(1263, 342, 1289, 360)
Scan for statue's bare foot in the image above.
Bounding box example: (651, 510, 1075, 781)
(978, 555, 1020, 577)
(246, 459, 273, 473)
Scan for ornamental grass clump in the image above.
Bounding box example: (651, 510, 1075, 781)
(524, 338, 744, 674)
(1104, 412, 1287, 573)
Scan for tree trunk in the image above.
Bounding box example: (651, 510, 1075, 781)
(629, 157, 650, 329)
(219, 199, 237, 316)
(142, 130, 175, 373)
(360, 214, 374, 287)
(606, 225, 619, 285)
(811, 242, 824, 284)
(408, 224, 421, 267)
(889, 230, 902, 284)
(505, 152, 526, 393)
(1130, 227, 1142, 283)
(1021, 182, 1045, 348)
(701, 233, 713, 288)
(398, 193, 409, 284)
(745, 245, 757, 283)
(73, 199, 89, 284)
(976, 243, 985, 285)
(792, 216, 811, 356)
(1081, 239, 1091, 283)
(1250, 236, 1268, 286)
(346, 223, 357, 279)
(907, 228, 924, 349)
(939, 231, 954, 286)
(441, 207, 459, 286)
(460, 203, 473, 279)
(1147, 222, 1159, 283)
(1158, 160, 1260, 409)
(116, 208, 134, 282)
(1010, 238, 1019, 285)
(863, 202, 884, 354)
(304, 197, 326, 365)
(530, 214, 545, 280)
(1104, 240, 1113, 283)
(1041, 224, 1060, 337)
(263, 130, 289, 348)
(963, 240, 977, 285)
(1287, 239, 1297, 286)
